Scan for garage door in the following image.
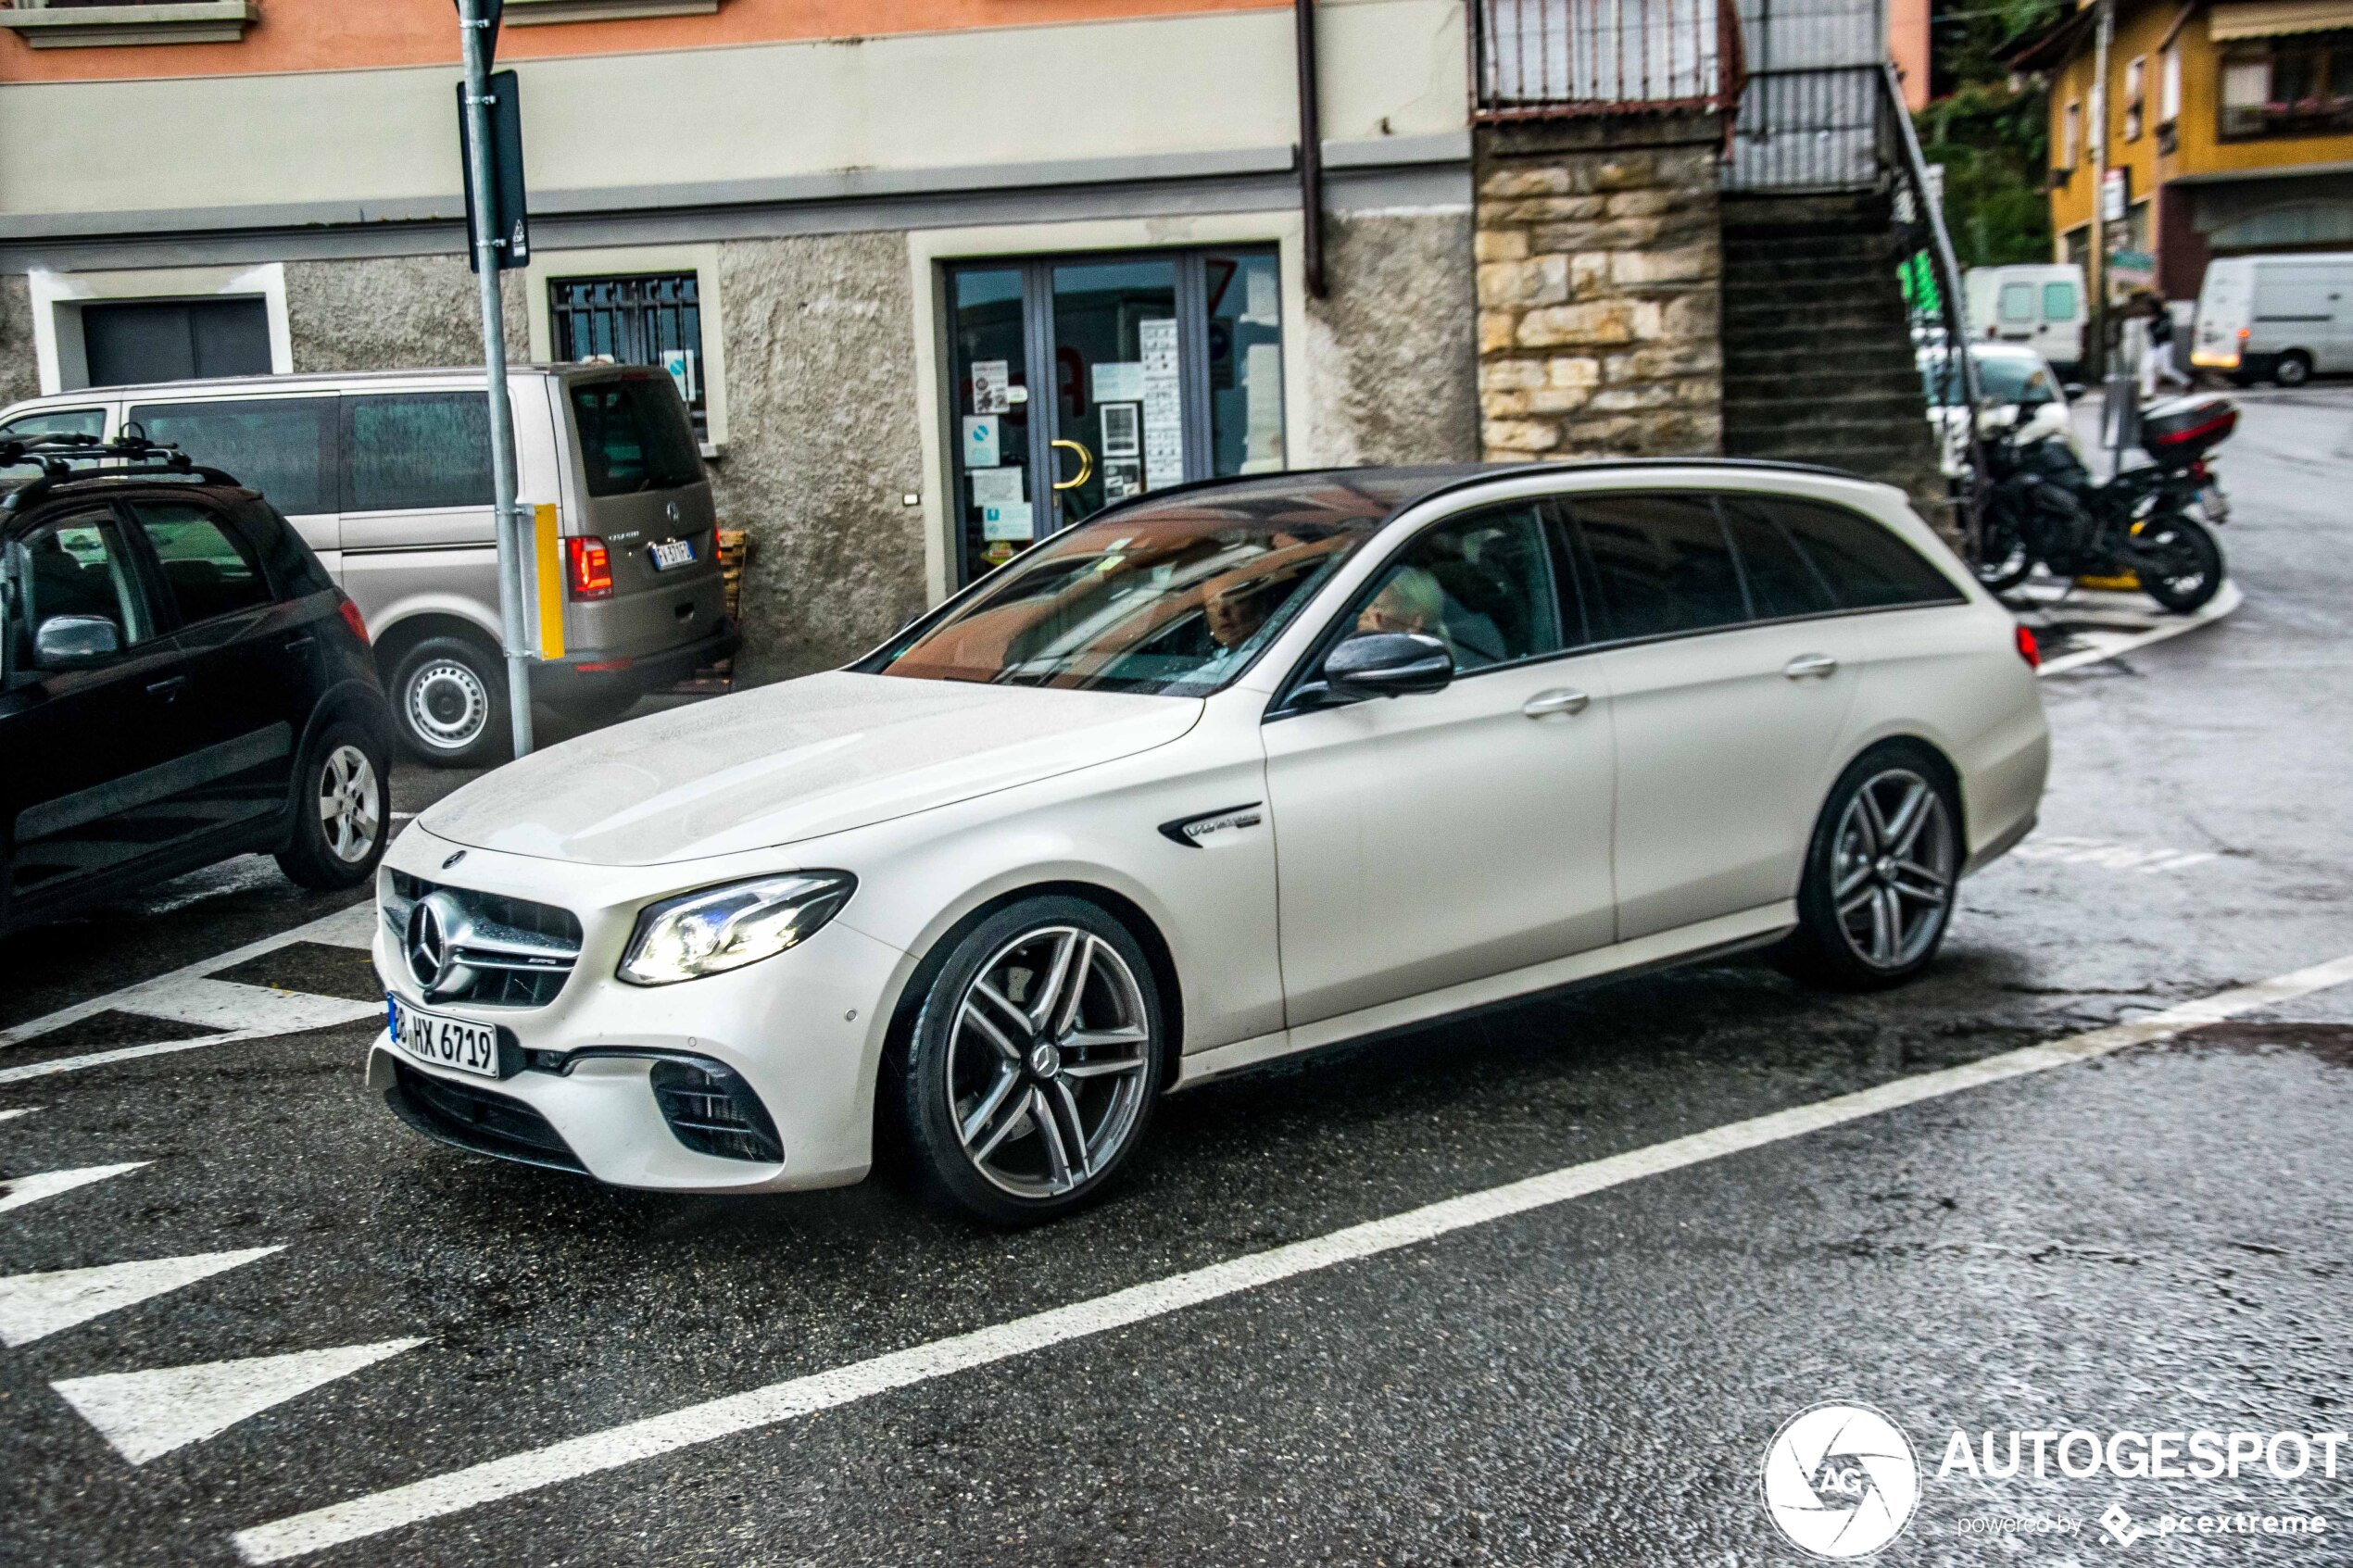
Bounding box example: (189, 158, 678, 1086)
(83, 298, 271, 387)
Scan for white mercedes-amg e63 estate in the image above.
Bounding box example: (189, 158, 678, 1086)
(371, 462, 2048, 1223)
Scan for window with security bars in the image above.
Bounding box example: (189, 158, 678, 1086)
(548, 272, 709, 440)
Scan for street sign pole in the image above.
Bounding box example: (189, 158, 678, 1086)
(457, 0, 534, 759)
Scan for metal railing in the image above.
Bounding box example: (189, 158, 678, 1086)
(1473, 0, 1746, 119)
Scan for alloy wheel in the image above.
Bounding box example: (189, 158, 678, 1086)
(318, 744, 382, 864)
(407, 659, 489, 752)
(946, 925, 1153, 1199)
(1831, 768, 1956, 972)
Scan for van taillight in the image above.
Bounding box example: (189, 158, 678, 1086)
(567, 536, 613, 600)
(335, 593, 369, 646)
(2015, 624, 2042, 669)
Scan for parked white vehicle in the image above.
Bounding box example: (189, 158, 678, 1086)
(371, 463, 2049, 1223)
(1919, 342, 2074, 478)
(1967, 264, 2087, 375)
(2192, 253, 2353, 385)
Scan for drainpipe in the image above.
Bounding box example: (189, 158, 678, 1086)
(1296, 0, 1328, 298)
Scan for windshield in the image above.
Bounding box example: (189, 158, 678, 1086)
(868, 475, 1412, 696)
(1920, 352, 2055, 408)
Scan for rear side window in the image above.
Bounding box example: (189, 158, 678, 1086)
(1717, 495, 1838, 621)
(1, 408, 106, 479)
(2043, 281, 2078, 320)
(131, 500, 274, 623)
(127, 398, 336, 517)
(1567, 492, 1746, 641)
(570, 377, 703, 497)
(1999, 282, 2036, 322)
(1757, 498, 1963, 609)
(343, 394, 493, 512)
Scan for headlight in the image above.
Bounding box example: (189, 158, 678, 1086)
(617, 872, 855, 986)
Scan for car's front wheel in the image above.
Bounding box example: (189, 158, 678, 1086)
(895, 897, 1165, 1225)
(1778, 746, 1962, 990)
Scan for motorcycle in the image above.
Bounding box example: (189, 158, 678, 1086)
(1969, 392, 2235, 613)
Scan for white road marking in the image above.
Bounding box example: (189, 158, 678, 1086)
(232, 951, 2353, 1566)
(2033, 580, 2242, 677)
(55, 1338, 426, 1465)
(2008, 836, 2220, 874)
(0, 901, 376, 1052)
(0, 1026, 362, 1088)
(0, 1247, 283, 1348)
(0, 1107, 39, 1123)
(0, 1162, 148, 1215)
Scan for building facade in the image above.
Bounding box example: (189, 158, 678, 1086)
(2016, 0, 2353, 303)
(0, 0, 1482, 684)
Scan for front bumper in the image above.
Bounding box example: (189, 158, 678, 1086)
(369, 828, 905, 1194)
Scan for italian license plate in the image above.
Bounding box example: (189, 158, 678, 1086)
(649, 537, 696, 571)
(2200, 484, 2231, 523)
(388, 995, 501, 1079)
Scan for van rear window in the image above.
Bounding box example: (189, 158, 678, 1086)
(570, 378, 702, 497)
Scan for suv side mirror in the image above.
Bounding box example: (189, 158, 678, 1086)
(34, 614, 121, 671)
(1321, 631, 1453, 699)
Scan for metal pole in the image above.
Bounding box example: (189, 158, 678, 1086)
(1294, 0, 1327, 299)
(459, 0, 534, 759)
(2086, 0, 2114, 383)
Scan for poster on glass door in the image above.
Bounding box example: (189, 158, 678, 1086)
(1139, 319, 1184, 492)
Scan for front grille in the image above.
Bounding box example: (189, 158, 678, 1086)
(384, 871, 583, 1008)
(649, 1059, 784, 1164)
(386, 1060, 586, 1173)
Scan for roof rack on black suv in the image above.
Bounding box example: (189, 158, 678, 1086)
(0, 433, 243, 514)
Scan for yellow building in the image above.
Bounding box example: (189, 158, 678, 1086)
(2009, 0, 2353, 302)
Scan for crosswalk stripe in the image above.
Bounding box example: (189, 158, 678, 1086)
(0, 1162, 149, 1214)
(55, 1339, 427, 1465)
(0, 1247, 283, 1348)
(0, 1107, 39, 1123)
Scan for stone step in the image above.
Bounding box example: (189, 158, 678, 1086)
(1722, 394, 1931, 432)
(1720, 231, 1909, 264)
(1721, 311, 1918, 347)
(1722, 252, 1906, 284)
(1723, 366, 1924, 400)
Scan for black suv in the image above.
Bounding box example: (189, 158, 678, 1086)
(1, 436, 394, 936)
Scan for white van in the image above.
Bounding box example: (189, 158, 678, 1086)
(0, 366, 737, 765)
(2192, 253, 2353, 385)
(1965, 264, 2088, 376)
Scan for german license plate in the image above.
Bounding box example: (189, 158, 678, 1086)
(649, 537, 696, 571)
(388, 995, 501, 1079)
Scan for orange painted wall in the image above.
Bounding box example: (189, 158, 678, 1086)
(1888, 0, 1929, 111)
(0, 0, 1289, 82)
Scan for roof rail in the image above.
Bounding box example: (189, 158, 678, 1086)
(0, 433, 243, 515)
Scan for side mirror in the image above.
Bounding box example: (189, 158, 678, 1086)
(34, 614, 121, 671)
(2063, 382, 2088, 398)
(1320, 631, 1453, 699)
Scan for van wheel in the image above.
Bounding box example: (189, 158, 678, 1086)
(1776, 746, 1961, 991)
(276, 721, 389, 890)
(389, 635, 510, 769)
(2273, 350, 2312, 388)
(894, 897, 1165, 1226)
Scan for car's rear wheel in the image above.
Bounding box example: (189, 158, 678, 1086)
(389, 635, 509, 768)
(2273, 349, 2313, 388)
(1778, 746, 1961, 990)
(895, 897, 1164, 1226)
(276, 721, 389, 890)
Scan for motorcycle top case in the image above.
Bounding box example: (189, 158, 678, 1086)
(2140, 395, 2238, 461)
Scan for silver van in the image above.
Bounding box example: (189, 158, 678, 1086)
(0, 366, 736, 764)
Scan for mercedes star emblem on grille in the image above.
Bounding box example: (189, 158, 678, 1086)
(406, 891, 471, 998)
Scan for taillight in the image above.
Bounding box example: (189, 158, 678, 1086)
(2237, 327, 2250, 341)
(335, 593, 370, 646)
(2189, 459, 2209, 482)
(2015, 623, 2041, 669)
(567, 536, 613, 600)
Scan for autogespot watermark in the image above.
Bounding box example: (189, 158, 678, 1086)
(1761, 1409, 2347, 1557)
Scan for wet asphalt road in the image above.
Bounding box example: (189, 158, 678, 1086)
(4, 392, 2352, 1567)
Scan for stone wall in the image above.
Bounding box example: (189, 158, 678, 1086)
(1302, 208, 1481, 467)
(1473, 114, 1725, 462)
(714, 232, 929, 686)
(284, 257, 526, 372)
(0, 273, 37, 411)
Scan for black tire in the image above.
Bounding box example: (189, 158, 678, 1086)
(2273, 350, 2313, 388)
(275, 721, 391, 891)
(2132, 513, 2223, 614)
(388, 634, 510, 768)
(893, 896, 1166, 1226)
(1775, 745, 1963, 992)
(1971, 520, 2034, 594)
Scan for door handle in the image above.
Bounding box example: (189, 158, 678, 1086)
(1522, 688, 1591, 717)
(1782, 653, 1839, 680)
(1050, 438, 1093, 491)
(145, 675, 188, 701)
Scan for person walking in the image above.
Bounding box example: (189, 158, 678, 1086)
(2140, 291, 2192, 398)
